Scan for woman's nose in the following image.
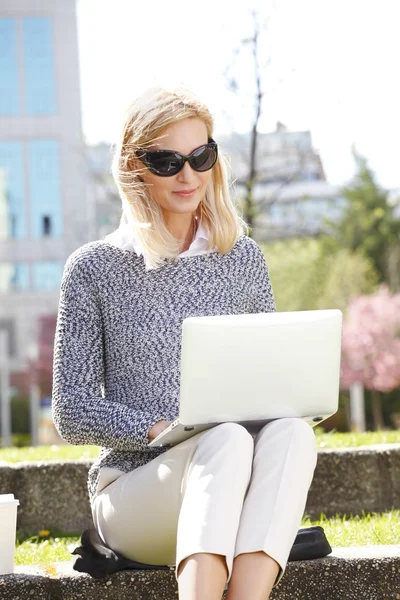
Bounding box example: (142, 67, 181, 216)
(176, 160, 198, 183)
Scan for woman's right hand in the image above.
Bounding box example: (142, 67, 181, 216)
(148, 420, 171, 441)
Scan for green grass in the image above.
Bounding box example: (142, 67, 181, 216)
(301, 510, 400, 547)
(1, 429, 400, 464)
(0, 444, 99, 463)
(313, 428, 400, 449)
(15, 511, 400, 568)
(15, 534, 79, 567)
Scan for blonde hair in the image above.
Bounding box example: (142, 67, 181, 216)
(111, 86, 248, 270)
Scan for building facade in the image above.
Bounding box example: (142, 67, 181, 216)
(220, 123, 346, 241)
(86, 142, 122, 240)
(0, 0, 89, 382)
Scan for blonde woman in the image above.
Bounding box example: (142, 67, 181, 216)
(52, 87, 317, 600)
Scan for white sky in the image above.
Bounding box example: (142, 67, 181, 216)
(76, 0, 400, 188)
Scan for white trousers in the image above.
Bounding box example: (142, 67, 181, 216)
(91, 418, 318, 588)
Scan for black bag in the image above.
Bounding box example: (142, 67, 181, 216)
(288, 526, 332, 562)
(72, 529, 172, 579)
(72, 525, 332, 579)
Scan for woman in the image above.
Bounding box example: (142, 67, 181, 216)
(52, 87, 317, 600)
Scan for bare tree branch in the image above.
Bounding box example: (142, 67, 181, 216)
(223, 8, 318, 239)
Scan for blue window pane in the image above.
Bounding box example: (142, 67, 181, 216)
(32, 262, 63, 291)
(23, 18, 56, 115)
(0, 263, 29, 292)
(28, 141, 62, 239)
(0, 19, 20, 115)
(0, 142, 26, 240)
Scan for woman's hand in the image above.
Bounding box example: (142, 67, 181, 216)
(148, 420, 171, 441)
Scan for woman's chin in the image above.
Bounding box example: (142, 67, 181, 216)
(165, 197, 201, 215)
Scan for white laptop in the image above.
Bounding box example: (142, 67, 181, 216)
(148, 309, 343, 448)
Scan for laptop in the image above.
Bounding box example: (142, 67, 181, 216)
(148, 309, 343, 448)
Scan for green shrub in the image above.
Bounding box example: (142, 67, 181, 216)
(11, 395, 30, 434)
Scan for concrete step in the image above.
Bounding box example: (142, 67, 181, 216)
(1, 546, 399, 600)
(0, 444, 399, 535)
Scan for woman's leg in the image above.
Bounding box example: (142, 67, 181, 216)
(177, 553, 229, 600)
(91, 422, 254, 600)
(175, 423, 254, 599)
(226, 552, 280, 600)
(226, 418, 318, 599)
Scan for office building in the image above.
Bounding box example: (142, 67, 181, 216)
(0, 0, 89, 392)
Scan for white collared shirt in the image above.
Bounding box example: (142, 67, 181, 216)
(104, 217, 215, 263)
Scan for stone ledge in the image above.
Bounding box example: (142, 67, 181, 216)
(307, 443, 400, 519)
(0, 444, 399, 534)
(1, 546, 399, 600)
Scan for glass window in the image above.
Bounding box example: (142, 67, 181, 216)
(0, 142, 26, 240)
(23, 17, 56, 115)
(0, 263, 29, 292)
(28, 141, 62, 238)
(42, 215, 51, 235)
(0, 19, 20, 115)
(32, 261, 63, 291)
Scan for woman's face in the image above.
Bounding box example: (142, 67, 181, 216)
(139, 117, 213, 219)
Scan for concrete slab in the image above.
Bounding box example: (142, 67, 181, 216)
(0, 546, 398, 600)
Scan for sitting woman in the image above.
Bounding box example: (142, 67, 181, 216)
(52, 86, 317, 600)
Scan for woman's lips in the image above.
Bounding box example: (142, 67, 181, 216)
(173, 188, 198, 198)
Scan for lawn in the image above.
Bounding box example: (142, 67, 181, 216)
(0, 429, 399, 463)
(314, 428, 400, 449)
(15, 510, 400, 567)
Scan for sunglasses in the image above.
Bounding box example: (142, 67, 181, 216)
(135, 139, 218, 177)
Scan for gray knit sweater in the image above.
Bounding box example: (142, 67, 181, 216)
(52, 234, 276, 502)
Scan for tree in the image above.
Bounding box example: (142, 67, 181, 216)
(340, 286, 400, 429)
(262, 238, 378, 313)
(223, 9, 268, 233)
(224, 10, 314, 236)
(330, 148, 400, 289)
(225, 8, 331, 239)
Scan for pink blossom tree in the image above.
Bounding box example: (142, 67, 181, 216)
(341, 285, 400, 429)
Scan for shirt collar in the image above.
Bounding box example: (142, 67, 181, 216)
(105, 216, 210, 257)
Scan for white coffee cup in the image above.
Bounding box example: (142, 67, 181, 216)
(0, 494, 20, 575)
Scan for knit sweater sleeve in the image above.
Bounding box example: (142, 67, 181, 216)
(52, 247, 165, 450)
(247, 240, 276, 313)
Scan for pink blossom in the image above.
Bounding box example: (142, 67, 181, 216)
(341, 285, 400, 392)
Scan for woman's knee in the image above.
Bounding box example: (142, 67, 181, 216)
(263, 418, 317, 451)
(289, 417, 317, 441)
(216, 421, 254, 443)
(205, 422, 254, 455)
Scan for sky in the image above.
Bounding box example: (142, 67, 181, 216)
(76, 0, 400, 189)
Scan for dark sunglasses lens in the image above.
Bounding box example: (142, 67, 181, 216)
(190, 145, 217, 172)
(148, 152, 183, 175)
